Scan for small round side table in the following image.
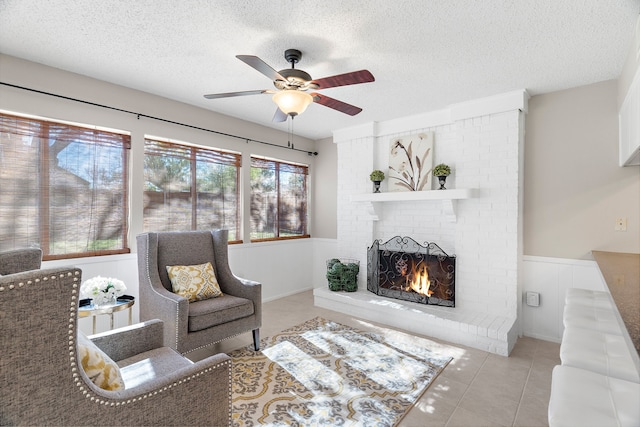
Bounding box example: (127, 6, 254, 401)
(78, 295, 135, 334)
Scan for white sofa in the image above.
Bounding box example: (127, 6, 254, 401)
(549, 365, 640, 427)
(549, 289, 640, 426)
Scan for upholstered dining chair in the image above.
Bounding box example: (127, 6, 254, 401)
(0, 266, 231, 426)
(136, 229, 262, 354)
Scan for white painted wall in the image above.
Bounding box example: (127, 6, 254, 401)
(228, 239, 315, 302)
(44, 238, 326, 335)
(43, 254, 140, 335)
(525, 81, 640, 259)
(311, 238, 339, 288)
(312, 137, 338, 239)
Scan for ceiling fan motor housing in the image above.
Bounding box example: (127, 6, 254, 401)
(274, 69, 315, 90)
(273, 49, 319, 91)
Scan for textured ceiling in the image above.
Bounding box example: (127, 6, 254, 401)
(0, 0, 638, 140)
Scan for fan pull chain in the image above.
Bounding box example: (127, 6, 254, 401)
(288, 116, 295, 149)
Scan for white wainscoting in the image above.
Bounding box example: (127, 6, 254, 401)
(43, 238, 325, 335)
(227, 238, 316, 302)
(521, 255, 607, 343)
(311, 247, 607, 347)
(43, 240, 602, 344)
(43, 253, 139, 335)
(311, 238, 339, 289)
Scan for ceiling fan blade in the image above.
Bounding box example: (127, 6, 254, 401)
(236, 55, 287, 82)
(310, 70, 374, 90)
(204, 89, 270, 99)
(310, 93, 363, 116)
(272, 108, 288, 123)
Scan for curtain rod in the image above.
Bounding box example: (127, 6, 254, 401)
(0, 81, 319, 156)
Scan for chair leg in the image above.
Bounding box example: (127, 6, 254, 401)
(252, 329, 260, 351)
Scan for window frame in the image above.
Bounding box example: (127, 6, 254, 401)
(0, 111, 131, 260)
(250, 155, 310, 242)
(143, 137, 242, 242)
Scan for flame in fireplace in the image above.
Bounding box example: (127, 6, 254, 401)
(405, 262, 433, 296)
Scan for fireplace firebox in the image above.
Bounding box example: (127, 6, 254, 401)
(367, 236, 455, 307)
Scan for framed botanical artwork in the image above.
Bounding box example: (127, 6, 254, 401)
(388, 132, 434, 191)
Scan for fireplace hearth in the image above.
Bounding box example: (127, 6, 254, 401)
(367, 236, 455, 307)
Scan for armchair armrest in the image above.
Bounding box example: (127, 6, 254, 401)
(77, 351, 232, 426)
(232, 275, 262, 300)
(90, 319, 164, 362)
(108, 352, 231, 398)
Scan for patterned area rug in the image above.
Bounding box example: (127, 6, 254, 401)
(230, 317, 452, 426)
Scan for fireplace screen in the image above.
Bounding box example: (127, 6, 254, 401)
(367, 236, 455, 307)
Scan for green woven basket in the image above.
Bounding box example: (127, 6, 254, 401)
(326, 258, 360, 292)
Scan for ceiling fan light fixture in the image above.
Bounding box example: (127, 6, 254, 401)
(272, 90, 313, 116)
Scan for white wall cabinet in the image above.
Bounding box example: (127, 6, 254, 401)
(619, 69, 640, 166)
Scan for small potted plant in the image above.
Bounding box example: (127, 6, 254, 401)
(433, 163, 451, 190)
(369, 170, 385, 193)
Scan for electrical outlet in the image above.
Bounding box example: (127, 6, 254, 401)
(526, 291, 540, 307)
(615, 217, 627, 231)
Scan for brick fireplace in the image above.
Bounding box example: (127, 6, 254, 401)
(314, 90, 528, 356)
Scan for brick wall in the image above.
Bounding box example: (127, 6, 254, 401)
(327, 92, 527, 354)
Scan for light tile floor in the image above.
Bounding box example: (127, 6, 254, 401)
(191, 290, 559, 427)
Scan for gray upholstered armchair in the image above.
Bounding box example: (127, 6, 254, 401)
(0, 266, 231, 426)
(0, 247, 42, 274)
(136, 229, 262, 354)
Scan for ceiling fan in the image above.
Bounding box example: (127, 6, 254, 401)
(204, 49, 375, 122)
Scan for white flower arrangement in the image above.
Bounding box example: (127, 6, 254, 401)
(80, 276, 127, 306)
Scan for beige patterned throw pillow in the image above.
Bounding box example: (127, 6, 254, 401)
(166, 262, 223, 302)
(77, 331, 124, 391)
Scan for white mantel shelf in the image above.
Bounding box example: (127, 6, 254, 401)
(350, 188, 476, 222)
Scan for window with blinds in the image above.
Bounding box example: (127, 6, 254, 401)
(143, 138, 241, 241)
(0, 112, 130, 260)
(250, 156, 309, 241)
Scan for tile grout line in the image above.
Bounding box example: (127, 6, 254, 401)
(445, 353, 491, 427)
(512, 340, 550, 427)
(511, 358, 535, 426)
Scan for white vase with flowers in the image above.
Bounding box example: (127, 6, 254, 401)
(80, 276, 127, 307)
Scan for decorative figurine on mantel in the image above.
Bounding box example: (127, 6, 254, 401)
(433, 164, 451, 190)
(369, 169, 385, 193)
